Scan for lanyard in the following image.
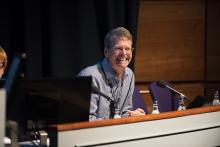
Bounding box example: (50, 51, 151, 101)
(98, 61, 133, 116)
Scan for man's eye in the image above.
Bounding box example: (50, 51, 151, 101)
(116, 47, 123, 50)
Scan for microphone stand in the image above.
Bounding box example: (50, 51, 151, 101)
(157, 81, 191, 102)
(91, 85, 120, 118)
(110, 101, 116, 118)
(171, 92, 176, 111)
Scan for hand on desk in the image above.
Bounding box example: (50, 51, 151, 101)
(127, 108, 145, 117)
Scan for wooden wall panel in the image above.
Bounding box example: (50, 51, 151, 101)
(134, 0, 220, 112)
(135, 0, 205, 82)
(207, 1, 220, 81)
(206, 83, 220, 102)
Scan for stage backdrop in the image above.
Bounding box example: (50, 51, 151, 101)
(0, 0, 139, 78)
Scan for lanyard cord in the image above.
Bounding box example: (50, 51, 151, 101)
(98, 61, 133, 116)
(98, 62, 122, 103)
(120, 74, 133, 115)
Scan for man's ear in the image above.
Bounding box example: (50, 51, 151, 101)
(104, 48, 108, 57)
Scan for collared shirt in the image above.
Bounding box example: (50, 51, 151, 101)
(77, 58, 134, 121)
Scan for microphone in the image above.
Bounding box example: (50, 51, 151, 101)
(91, 85, 114, 102)
(91, 85, 116, 118)
(156, 81, 191, 102)
(187, 95, 207, 109)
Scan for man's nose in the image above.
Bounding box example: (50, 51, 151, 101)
(121, 48, 127, 54)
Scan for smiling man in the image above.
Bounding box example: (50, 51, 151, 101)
(78, 27, 145, 121)
(0, 46, 7, 79)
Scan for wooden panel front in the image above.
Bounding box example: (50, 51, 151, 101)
(135, 0, 205, 82)
(207, 1, 220, 81)
(52, 105, 220, 131)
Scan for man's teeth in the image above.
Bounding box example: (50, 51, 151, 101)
(118, 58, 127, 61)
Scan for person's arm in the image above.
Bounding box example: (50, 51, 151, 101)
(124, 73, 145, 117)
(120, 73, 134, 117)
(78, 70, 101, 121)
(89, 78, 105, 121)
(89, 92, 100, 121)
(127, 108, 145, 116)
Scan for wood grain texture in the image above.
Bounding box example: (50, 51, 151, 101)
(207, 1, 220, 81)
(52, 105, 220, 132)
(135, 0, 205, 82)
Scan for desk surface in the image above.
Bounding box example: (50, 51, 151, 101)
(52, 105, 220, 131)
(50, 105, 220, 147)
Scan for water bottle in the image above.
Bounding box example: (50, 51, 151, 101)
(113, 108, 121, 118)
(212, 90, 220, 106)
(151, 100, 160, 114)
(178, 94, 186, 111)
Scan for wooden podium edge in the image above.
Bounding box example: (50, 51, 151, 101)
(51, 105, 220, 132)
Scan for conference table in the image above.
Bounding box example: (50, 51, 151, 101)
(49, 105, 220, 147)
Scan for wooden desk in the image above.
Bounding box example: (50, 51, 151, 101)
(49, 105, 220, 147)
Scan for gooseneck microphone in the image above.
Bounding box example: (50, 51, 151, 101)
(156, 81, 191, 102)
(91, 85, 114, 102)
(91, 85, 117, 118)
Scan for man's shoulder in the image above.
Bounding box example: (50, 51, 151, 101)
(77, 64, 99, 77)
(125, 67, 134, 75)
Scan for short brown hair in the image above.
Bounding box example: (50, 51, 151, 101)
(0, 46, 8, 68)
(104, 27, 133, 50)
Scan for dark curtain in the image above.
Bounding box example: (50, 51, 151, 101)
(0, 0, 139, 79)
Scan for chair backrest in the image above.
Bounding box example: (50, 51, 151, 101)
(132, 87, 148, 114)
(148, 81, 179, 112)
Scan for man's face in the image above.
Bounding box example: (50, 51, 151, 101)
(104, 37, 133, 74)
(0, 61, 5, 78)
